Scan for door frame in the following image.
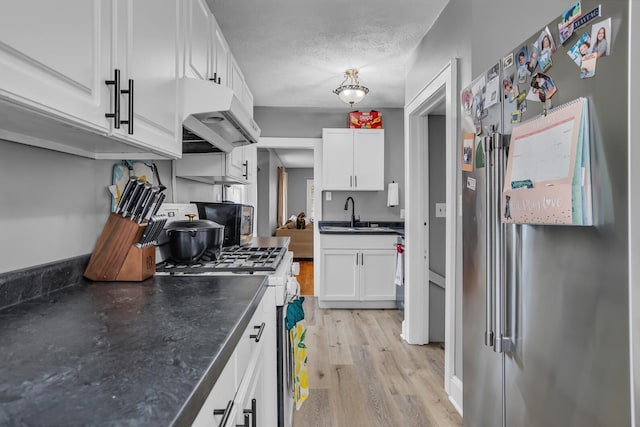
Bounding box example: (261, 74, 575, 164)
(257, 137, 322, 295)
(404, 59, 462, 412)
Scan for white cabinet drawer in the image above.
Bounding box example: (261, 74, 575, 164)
(236, 293, 268, 387)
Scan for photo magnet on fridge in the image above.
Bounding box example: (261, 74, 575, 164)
(462, 133, 475, 172)
(461, 88, 473, 114)
(567, 32, 591, 67)
(538, 26, 556, 71)
(516, 46, 529, 83)
(580, 53, 597, 78)
(590, 18, 611, 59)
(503, 52, 514, 69)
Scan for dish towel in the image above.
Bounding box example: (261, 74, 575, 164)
(290, 320, 308, 410)
(286, 297, 308, 410)
(387, 182, 399, 207)
(395, 250, 404, 286)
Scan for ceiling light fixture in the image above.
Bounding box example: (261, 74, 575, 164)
(333, 69, 369, 106)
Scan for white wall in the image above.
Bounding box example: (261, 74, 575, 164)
(0, 140, 173, 273)
(286, 168, 313, 219)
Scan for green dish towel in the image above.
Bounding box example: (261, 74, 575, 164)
(286, 297, 305, 331)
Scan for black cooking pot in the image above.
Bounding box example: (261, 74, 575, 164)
(166, 216, 224, 263)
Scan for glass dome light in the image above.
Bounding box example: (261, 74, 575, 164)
(333, 69, 369, 106)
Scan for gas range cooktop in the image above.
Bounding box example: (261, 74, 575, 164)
(155, 246, 286, 275)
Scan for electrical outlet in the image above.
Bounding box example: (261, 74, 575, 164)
(436, 203, 446, 218)
(326, 191, 332, 201)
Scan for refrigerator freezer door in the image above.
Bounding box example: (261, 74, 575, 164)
(501, 1, 630, 425)
(462, 68, 505, 427)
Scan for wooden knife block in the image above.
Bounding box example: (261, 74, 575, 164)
(84, 213, 156, 282)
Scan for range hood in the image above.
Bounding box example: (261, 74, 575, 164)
(181, 78, 261, 153)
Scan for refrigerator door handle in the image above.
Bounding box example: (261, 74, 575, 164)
(493, 132, 514, 354)
(484, 135, 495, 347)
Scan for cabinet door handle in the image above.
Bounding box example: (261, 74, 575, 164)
(105, 69, 121, 128)
(243, 161, 249, 179)
(250, 322, 265, 342)
(213, 400, 234, 427)
(355, 175, 358, 188)
(237, 413, 249, 427)
(361, 253, 364, 265)
(119, 78, 134, 134)
(242, 398, 256, 427)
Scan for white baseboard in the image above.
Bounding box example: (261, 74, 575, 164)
(448, 376, 463, 416)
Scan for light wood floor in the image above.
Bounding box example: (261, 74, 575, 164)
(292, 297, 463, 427)
(295, 260, 314, 296)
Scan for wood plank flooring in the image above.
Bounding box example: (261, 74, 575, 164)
(292, 297, 463, 427)
(295, 260, 314, 296)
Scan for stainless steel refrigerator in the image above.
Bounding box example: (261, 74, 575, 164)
(462, 1, 630, 426)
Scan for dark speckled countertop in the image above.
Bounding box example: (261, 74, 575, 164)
(0, 275, 267, 427)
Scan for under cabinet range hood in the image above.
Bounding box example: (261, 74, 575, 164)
(180, 78, 261, 153)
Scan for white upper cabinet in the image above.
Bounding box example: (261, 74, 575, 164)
(0, 0, 111, 133)
(322, 128, 385, 191)
(184, 0, 211, 81)
(211, 18, 229, 87)
(228, 54, 254, 116)
(0, 0, 182, 159)
(112, 0, 182, 157)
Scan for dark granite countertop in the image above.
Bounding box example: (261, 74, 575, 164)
(318, 220, 404, 236)
(0, 275, 268, 427)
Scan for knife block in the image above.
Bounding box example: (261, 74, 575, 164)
(84, 213, 156, 282)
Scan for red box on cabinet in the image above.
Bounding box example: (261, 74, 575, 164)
(348, 111, 382, 129)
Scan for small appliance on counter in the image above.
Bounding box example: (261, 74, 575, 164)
(192, 201, 254, 247)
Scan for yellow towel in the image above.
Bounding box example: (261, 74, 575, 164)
(290, 320, 308, 409)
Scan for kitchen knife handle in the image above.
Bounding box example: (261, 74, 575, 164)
(137, 217, 155, 247)
(150, 192, 167, 218)
(138, 187, 159, 224)
(105, 69, 121, 128)
(120, 79, 134, 134)
(115, 176, 137, 214)
(131, 184, 151, 221)
(123, 180, 145, 218)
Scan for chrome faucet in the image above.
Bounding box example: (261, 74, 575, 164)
(344, 197, 356, 228)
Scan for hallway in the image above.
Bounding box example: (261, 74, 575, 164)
(292, 297, 463, 427)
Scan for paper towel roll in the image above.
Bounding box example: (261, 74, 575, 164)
(387, 182, 399, 207)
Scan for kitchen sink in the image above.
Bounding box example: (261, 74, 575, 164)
(320, 225, 394, 233)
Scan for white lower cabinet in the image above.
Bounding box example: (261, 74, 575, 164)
(192, 287, 275, 427)
(320, 234, 397, 308)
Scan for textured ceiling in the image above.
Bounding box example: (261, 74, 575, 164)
(207, 0, 449, 109)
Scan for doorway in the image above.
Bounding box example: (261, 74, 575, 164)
(257, 137, 322, 296)
(404, 59, 462, 413)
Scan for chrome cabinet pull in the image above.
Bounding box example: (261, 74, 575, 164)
(213, 400, 234, 427)
(243, 161, 249, 179)
(105, 69, 121, 128)
(350, 175, 353, 188)
(250, 322, 265, 342)
(355, 175, 358, 188)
